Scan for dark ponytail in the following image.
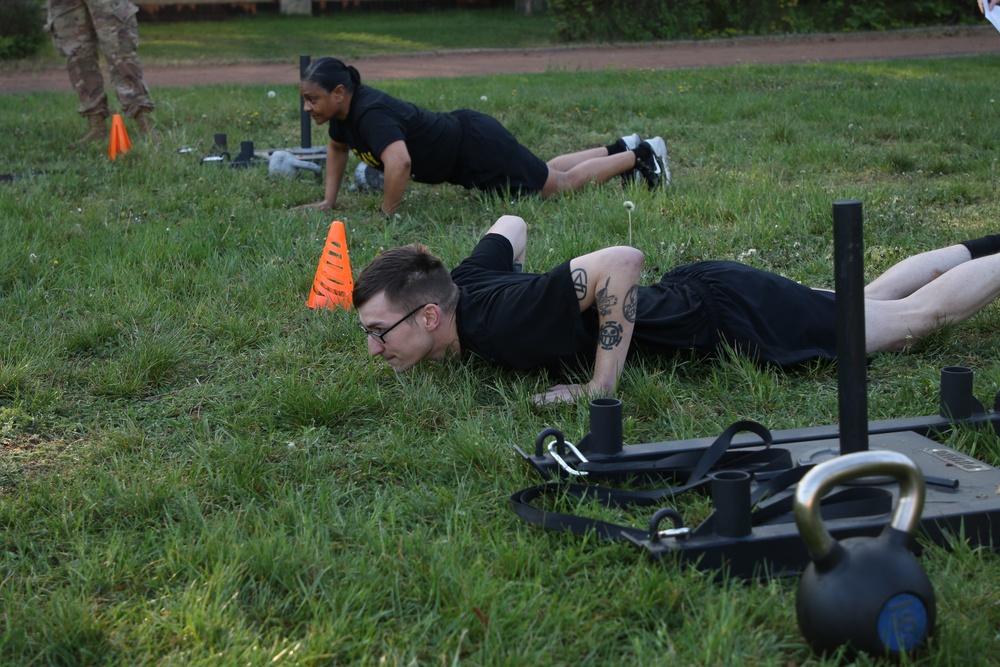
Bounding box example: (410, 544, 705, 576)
(302, 57, 362, 93)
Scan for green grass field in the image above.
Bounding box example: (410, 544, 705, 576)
(9, 8, 558, 68)
(2, 24, 1000, 666)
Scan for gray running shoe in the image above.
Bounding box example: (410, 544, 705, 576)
(620, 133, 642, 151)
(634, 136, 671, 189)
(619, 133, 643, 185)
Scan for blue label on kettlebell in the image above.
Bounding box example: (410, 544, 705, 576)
(877, 593, 928, 653)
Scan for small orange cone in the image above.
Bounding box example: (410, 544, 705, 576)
(306, 220, 354, 310)
(108, 114, 131, 160)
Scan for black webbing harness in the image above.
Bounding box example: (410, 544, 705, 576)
(510, 420, 893, 548)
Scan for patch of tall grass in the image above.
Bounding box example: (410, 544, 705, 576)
(1, 55, 999, 664)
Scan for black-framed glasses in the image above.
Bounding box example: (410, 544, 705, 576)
(359, 303, 434, 344)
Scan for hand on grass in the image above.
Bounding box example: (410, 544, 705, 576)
(291, 200, 333, 212)
(534, 384, 581, 405)
(533, 383, 612, 406)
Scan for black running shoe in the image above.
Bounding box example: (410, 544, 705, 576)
(634, 136, 671, 189)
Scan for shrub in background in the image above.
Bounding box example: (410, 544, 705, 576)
(0, 0, 45, 60)
(549, 0, 977, 42)
(794, 0, 967, 32)
(549, 0, 709, 42)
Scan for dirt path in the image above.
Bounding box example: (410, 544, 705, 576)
(4, 26, 1000, 95)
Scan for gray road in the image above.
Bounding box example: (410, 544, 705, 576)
(4, 26, 1000, 95)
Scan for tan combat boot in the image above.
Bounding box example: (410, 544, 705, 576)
(134, 110, 158, 140)
(81, 115, 108, 143)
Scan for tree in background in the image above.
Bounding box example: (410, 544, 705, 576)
(0, 0, 45, 60)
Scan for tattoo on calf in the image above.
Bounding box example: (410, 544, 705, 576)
(596, 277, 619, 316)
(623, 285, 638, 323)
(571, 268, 588, 301)
(599, 321, 624, 350)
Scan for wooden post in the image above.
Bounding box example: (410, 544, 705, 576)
(515, 0, 545, 16)
(280, 0, 311, 15)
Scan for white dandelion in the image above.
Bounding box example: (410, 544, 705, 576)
(624, 201, 635, 244)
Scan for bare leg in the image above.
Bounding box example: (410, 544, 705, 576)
(540, 151, 636, 198)
(864, 244, 971, 301)
(547, 147, 611, 171)
(865, 252, 1000, 351)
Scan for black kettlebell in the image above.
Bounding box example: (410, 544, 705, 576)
(794, 450, 936, 656)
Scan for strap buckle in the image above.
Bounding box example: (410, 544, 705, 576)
(649, 507, 691, 542)
(547, 439, 589, 477)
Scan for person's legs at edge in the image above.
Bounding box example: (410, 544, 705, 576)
(865, 251, 1000, 351)
(48, 0, 111, 142)
(866, 233, 1000, 300)
(88, 0, 155, 133)
(864, 245, 972, 301)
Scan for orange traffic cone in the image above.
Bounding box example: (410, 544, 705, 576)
(306, 220, 354, 310)
(108, 114, 131, 160)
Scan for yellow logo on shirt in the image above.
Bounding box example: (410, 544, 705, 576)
(355, 150, 379, 168)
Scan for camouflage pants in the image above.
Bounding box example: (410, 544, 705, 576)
(45, 0, 154, 119)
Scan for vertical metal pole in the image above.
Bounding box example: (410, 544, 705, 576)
(300, 54, 312, 149)
(585, 398, 624, 456)
(710, 470, 752, 538)
(940, 366, 974, 420)
(833, 200, 869, 454)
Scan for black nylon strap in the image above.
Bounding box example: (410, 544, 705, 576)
(573, 420, 775, 484)
(510, 421, 894, 544)
(510, 470, 893, 544)
(511, 421, 778, 541)
(508, 482, 650, 542)
(692, 482, 893, 536)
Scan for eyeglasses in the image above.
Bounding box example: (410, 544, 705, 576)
(359, 303, 434, 344)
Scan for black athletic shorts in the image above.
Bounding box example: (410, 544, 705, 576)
(447, 109, 550, 196)
(633, 261, 839, 367)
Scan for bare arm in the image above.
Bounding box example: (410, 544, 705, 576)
(536, 245, 644, 405)
(293, 139, 349, 211)
(379, 140, 412, 216)
(325, 140, 350, 208)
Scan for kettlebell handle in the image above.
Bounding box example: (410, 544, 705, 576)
(794, 451, 926, 560)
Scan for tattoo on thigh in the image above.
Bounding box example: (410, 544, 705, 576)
(599, 321, 624, 350)
(623, 284, 638, 323)
(596, 277, 619, 316)
(571, 268, 588, 301)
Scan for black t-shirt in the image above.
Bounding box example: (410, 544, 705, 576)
(450, 233, 839, 375)
(327, 85, 462, 184)
(451, 234, 598, 375)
